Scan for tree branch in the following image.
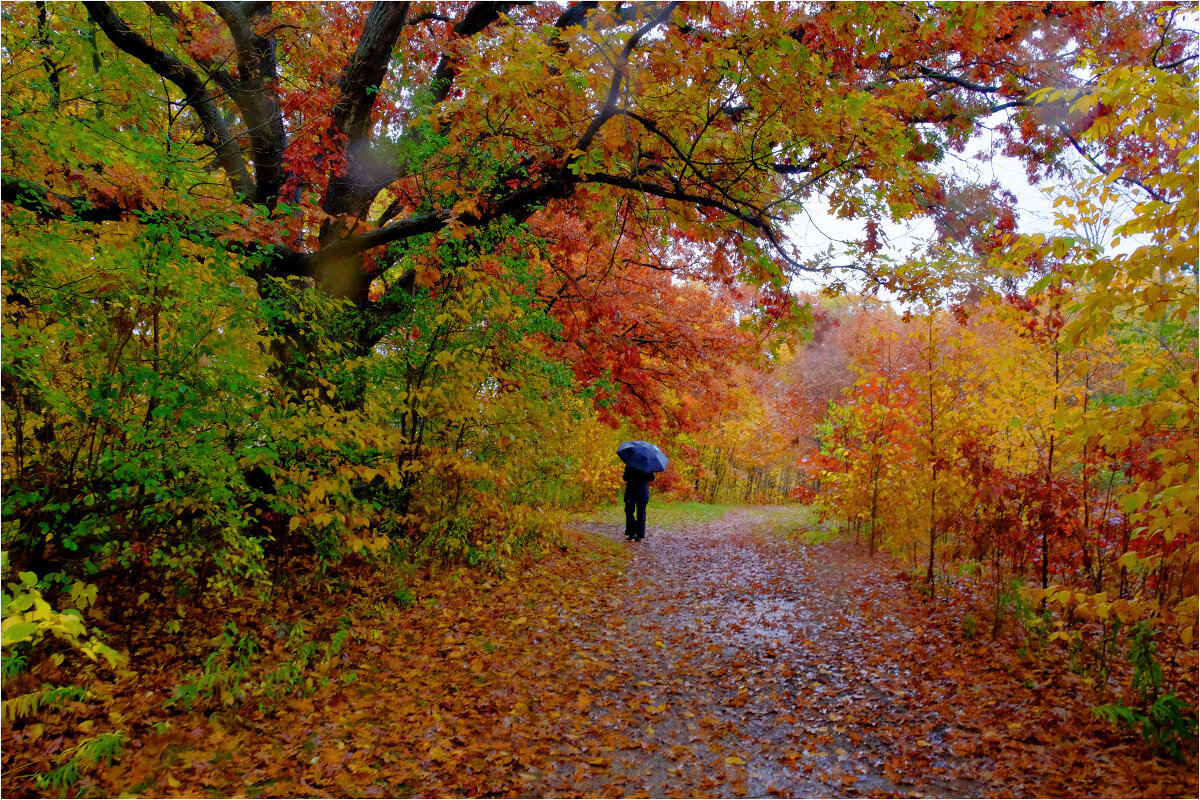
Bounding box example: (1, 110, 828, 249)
(83, 1, 255, 200)
(610, 107, 810, 225)
(585, 171, 773, 239)
(915, 64, 1001, 94)
(359, 3, 616, 233)
(568, 3, 679, 161)
(319, 1, 412, 227)
(2, 175, 127, 222)
(1058, 125, 1167, 203)
(429, 2, 528, 104)
(322, 2, 531, 240)
(206, 1, 288, 208)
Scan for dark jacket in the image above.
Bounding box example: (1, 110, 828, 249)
(622, 466, 655, 503)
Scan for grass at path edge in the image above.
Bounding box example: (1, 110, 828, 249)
(575, 500, 738, 529)
(575, 501, 826, 536)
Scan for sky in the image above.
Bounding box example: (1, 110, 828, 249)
(785, 130, 1065, 301)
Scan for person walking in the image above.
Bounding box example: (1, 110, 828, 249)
(616, 440, 668, 543)
(623, 464, 654, 541)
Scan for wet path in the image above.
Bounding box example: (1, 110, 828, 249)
(532, 510, 991, 798)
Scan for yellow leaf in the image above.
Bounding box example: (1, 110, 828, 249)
(725, 756, 746, 765)
(1117, 551, 1141, 572)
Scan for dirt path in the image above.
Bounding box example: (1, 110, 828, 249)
(518, 509, 1196, 799)
(522, 510, 989, 797)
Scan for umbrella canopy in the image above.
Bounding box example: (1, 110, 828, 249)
(617, 440, 669, 473)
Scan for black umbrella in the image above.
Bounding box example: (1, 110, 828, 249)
(617, 440, 669, 473)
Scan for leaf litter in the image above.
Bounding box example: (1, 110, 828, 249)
(528, 510, 1196, 798)
(5, 509, 1195, 798)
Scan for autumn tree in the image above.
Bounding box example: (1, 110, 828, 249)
(1006, 62, 1198, 647)
(5, 1, 1184, 348)
(2, 3, 1198, 789)
(807, 48, 1197, 754)
(2, 0, 1194, 695)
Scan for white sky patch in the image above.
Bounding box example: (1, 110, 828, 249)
(783, 126, 1093, 300)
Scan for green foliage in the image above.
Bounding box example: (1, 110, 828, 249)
(1095, 694, 1198, 761)
(1, 684, 90, 725)
(791, 528, 839, 546)
(393, 584, 416, 608)
(1, 556, 124, 669)
(1127, 622, 1163, 704)
(1091, 622, 1198, 760)
(166, 614, 358, 711)
(166, 621, 261, 711)
(993, 577, 1034, 640)
(2, 206, 274, 592)
(1005, 580, 1053, 658)
(34, 730, 127, 792)
(261, 621, 323, 701)
(1, 648, 27, 680)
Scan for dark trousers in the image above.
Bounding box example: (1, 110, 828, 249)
(625, 499, 647, 540)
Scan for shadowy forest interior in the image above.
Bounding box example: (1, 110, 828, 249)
(1, 1, 1197, 797)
